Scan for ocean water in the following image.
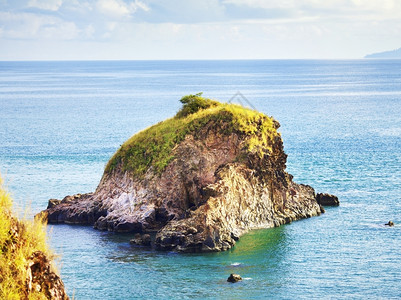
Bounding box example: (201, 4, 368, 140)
(1, 60, 401, 299)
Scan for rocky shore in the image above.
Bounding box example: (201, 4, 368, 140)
(39, 94, 338, 252)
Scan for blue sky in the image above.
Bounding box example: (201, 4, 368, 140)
(0, 0, 400, 60)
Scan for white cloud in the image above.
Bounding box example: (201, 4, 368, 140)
(64, 0, 93, 13)
(28, 0, 63, 11)
(96, 0, 148, 18)
(223, 0, 401, 20)
(224, 0, 301, 10)
(138, 0, 226, 23)
(1, 0, 401, 59)
(0, 11, 79, 40)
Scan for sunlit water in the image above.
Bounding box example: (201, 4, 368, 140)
(1, 60, 400, 299)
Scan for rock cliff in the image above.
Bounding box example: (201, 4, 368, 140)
(40, 94, 335, 252)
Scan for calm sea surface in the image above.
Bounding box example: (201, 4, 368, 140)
(1, 60, 400, 299)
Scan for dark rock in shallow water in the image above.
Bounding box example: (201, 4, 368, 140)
(38, 95, 338, 252)
(227, 273, 242, 283)
(130, 233, 151, 246)
(316, 193, 340, 206)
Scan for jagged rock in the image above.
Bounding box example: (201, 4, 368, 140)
(227, 273, 242, 283)
(26, 251, 69, 300)
(39, 95, 337, 252)
(385, 221, 394, 226)
(47, 199, 61, 209)
(316, 193, 340, 206)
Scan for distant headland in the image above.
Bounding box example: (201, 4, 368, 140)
(365, 47, 401, 59)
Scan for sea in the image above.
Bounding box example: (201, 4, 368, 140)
(0, 60, 400, 299)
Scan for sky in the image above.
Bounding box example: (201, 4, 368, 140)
(0, 0, 400, 60)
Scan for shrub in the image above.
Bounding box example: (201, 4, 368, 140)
(175, 93, 219, 118)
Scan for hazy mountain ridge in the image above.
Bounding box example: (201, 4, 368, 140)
(365, 47, 401, 58)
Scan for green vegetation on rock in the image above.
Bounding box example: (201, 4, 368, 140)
(175, 92, 219, 118)
(105, 94, 279, 177)
(0, 176, 58, 299)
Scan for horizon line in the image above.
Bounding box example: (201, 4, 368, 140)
(3, 57, 399, 63)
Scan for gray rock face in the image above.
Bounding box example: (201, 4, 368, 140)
(39, 102, 336, 252)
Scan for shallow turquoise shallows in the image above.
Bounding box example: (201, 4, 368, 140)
(1, 60, 400, 299)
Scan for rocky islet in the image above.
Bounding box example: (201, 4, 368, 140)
(39, 95, 338, 252)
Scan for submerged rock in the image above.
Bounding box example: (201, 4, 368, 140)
(227, 273, 242, 283)
(130, 233, 151, 246)
(39, 94, 337, 252)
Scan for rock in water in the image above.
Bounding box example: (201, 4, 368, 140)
(130, 233, 152, 246)
(39, 94, 337, 252)
(227, 273, 242, 283)
(316, 193, 340, 206)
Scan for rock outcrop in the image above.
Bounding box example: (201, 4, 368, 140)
(26, 251, 69, 299)
(39, 94, 337, 252)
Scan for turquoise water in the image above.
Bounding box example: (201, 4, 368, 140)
(1, 60, 400, 299)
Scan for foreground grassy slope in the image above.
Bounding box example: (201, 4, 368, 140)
(105, 94, 279, 177)
(0, 176, 57, 299)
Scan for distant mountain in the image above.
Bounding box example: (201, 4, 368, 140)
(365, 47, 401, 59)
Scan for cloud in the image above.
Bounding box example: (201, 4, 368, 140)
(96, 0, 148, 19)
(134, 0, 227, 23)
(222, 0, 401, 20)
(1, 0, 401, 59)
(28, 0, 63, 11)
(0, 11, 79, 40)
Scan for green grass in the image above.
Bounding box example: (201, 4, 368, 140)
(0, 175, 55, 300)
(105, 95, 279, 178)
